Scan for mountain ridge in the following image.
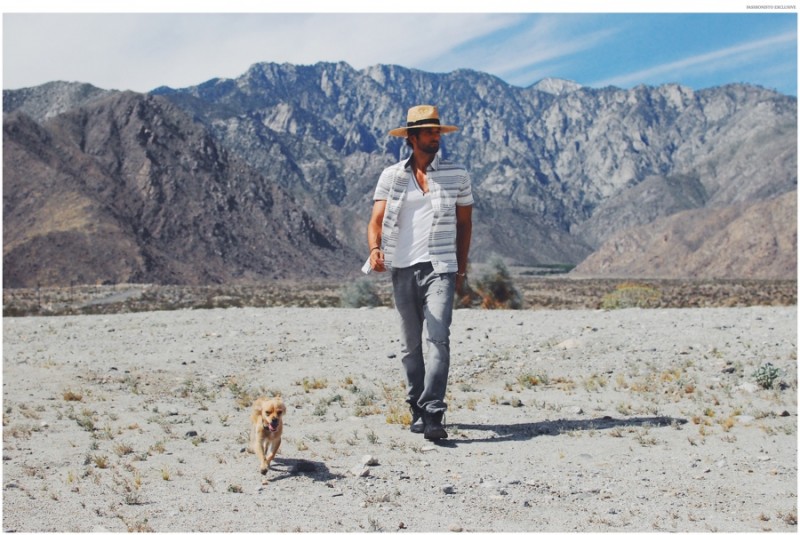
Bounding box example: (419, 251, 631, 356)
(3, 62, 796, 287)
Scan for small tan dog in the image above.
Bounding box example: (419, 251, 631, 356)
(249, 396, 286, 474)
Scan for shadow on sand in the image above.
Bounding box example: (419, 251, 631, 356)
(439, 415, 688, 447)
(265, 458, 345, 483)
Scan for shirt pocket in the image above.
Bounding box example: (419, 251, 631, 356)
(431, 191, 456, 214)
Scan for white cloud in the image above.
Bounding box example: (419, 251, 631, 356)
(3, 13, 521, 91)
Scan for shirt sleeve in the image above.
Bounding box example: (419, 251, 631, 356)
(456, 170, 474, 206)
(373, 166, 396, 201)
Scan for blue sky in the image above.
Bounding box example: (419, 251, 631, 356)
(2, 3, 798, 96)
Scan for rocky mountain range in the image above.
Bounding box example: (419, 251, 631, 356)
(3, 61, 797, 287)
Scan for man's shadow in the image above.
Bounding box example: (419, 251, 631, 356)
(441, 415, 687, 446)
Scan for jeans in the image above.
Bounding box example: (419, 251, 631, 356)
(391, 262, 455, 414)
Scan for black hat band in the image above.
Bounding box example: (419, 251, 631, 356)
(407, 118, 442, 127)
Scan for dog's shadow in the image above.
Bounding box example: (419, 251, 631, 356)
(440, 415, 688, 447)
(266, 457, 345, 483)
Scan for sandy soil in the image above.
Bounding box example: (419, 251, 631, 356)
(2, 306, 797, 532)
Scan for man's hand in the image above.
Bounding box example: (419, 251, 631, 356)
(370, 248, 386, 272)
(455, 273, 468, 296)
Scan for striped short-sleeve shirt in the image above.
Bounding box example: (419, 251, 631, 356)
(373, 153, 473, 274)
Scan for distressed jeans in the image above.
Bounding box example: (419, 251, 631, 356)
(391, 262, 455, 414)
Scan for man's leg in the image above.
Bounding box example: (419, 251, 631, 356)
(418, 268, 455, 439)
(392, 266, 426, 426)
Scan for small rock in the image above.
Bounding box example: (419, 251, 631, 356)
(567, 406, 584, 415)
(361, 455, 379, 466)
(556, 338, 580, 350)
(350, 465, 370, 477)
(442, 484, 456, 494)
(449, 524, 463, 532)
(387, 353, 397, 359)
(185, 431, 198, 438)
(780, 410, 791, 417)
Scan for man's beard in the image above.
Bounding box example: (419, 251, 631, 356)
(419, 141, 440, 155)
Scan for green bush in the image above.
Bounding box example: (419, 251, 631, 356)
(752, 362, 781, 390)
(340, 279, 382, 308)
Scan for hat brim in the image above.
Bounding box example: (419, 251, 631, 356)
(388, 124, 458, 137)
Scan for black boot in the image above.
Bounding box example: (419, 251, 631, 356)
(409, 403, 425, 434)
(423, 411, 448, 441)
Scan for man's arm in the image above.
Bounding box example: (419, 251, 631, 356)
(455, 204, 473, 294)
(367, 200, 387, 272)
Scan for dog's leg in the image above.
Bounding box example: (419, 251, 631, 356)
(253, 430, 269, 473)
(261, 438, 281, 474)
(247, 425, 256, 454)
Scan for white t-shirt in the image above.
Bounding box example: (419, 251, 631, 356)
(392, 176, 433, 268)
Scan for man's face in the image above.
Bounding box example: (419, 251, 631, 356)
(410, 127, 441, 155)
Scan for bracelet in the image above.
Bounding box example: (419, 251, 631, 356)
(370, 246, 381, 252)
(456, 272, 467, 277)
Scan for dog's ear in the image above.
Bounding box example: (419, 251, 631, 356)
(271, 396, 286, 414)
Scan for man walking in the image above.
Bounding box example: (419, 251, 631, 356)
(367, 105, 473, 441)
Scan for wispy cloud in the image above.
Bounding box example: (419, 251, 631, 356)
(592, 30, 797, 88)
(417, 14, 620, 86)
(482, 16, 618, 78)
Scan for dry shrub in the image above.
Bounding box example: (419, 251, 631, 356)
(459, 255, 522, 310)
(601, 282, 662, 309)
(63, 389, 83, 402)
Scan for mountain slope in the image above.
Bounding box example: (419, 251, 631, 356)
(572, 192, 797, 279)
(3, 91, 358, 287)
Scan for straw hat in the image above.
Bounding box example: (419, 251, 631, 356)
(388, 105, 458, 137)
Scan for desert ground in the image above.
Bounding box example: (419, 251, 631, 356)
(2, 295, 796, 532)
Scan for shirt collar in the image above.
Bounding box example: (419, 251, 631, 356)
(403, 152, 440, 172)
